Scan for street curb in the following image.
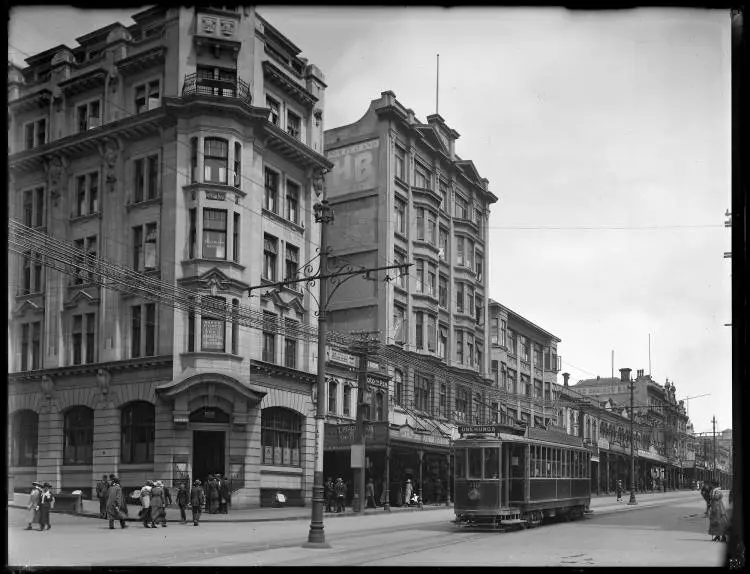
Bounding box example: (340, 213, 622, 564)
(7, 502, 452, 523)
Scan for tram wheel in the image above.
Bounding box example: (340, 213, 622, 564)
(528, 510, 542, 528)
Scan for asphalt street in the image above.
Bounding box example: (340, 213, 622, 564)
(7, 492, 728, 567)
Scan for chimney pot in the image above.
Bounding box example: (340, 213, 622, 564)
(562, 372, 570, 387)
(619, 367, 632, 383)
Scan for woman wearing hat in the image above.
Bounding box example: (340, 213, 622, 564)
(150, 480, 167, 527)
(38, 482, 56, 531)
(25, 481, 42, 531)
(404, 479, 413, 507)
(190, 480, 206, 526)
(139, 480, 154, 528)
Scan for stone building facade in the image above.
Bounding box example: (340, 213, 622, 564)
(7, 6, 331, 508)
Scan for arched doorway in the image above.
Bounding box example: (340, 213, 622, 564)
(190, 406, 230, 486)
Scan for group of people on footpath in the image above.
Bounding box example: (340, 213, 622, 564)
(700, 480, 732, 543)
(325, 476, 424, 512)
(24, 481, 56, 531)
(95, 474, 130, 529)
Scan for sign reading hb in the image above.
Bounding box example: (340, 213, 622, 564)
(327, 139, 380, 194)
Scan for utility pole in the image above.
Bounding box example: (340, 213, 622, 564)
(712, 416, 717, 485)
(246, 175, 410, 548)
(628, 373, 638, 505)
(350, 331, 377, 513)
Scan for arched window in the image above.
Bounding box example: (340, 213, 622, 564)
(121, 401, 155, 464)
(261, 407, 302, 467)
(63, 406, 94, 465)
(12, 410, 38, 467)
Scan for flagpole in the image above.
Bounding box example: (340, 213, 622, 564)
(436, 54, 439, 114)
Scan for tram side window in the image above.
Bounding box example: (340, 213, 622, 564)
(484, 447, 500, 479)
(556, 449, 561, 478)
(455, 448, 467, 479)
(572, 451, 579, 478)
(532, 446, 540, 477)
(545, 448, 551, 478)
(552, 449, 558, 478)
(468, 448, 483, 479)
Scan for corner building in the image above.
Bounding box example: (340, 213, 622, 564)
(7, 6, 331, 508)
(323, 91, 497, 506)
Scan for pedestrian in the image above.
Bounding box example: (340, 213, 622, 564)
(25, 481, 42, 531)
(176, 482, 190, 524)
(708, 482, 728, 542)
(325, 477, 334, 512)
(96, 474, 109, 519)
(38, 482, 56, 531)
(207, 475, 220, 514)
(701, 481, 712, 516)
(404, 479, 414, 506)
(106, 476, 128, 529)
(139, 480, 154, 528)
(190, 479, 206, 527)
(615, 480, 623, 502)
(379, 477, 388, 507)
(334, 478, 346, 513)
(150, 480, 167, 527)
(218, 474, 230, 514)
(365, 478, 376, 509)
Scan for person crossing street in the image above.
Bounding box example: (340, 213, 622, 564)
(106, 476, 128, 530)
(24, 481, 42, 531)
(96, 475, 109, 519)
(176, 482, 190, 524)
(38, 482, 56, 531)
(190, 480, 206, 527)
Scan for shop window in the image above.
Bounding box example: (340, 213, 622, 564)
(120, 401, 155, 464)
(261, 407, 302, 467)
(11, 410, 38, 467)
(63, 406, 94, 465)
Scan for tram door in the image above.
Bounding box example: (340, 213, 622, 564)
(501, 443, 512, 507)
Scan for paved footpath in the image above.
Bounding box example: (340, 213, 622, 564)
(7, 488, 699, 523)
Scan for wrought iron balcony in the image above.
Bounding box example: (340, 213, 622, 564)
(181, 73, 251, 104)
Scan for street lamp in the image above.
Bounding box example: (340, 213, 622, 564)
(627, 375, 637, 505)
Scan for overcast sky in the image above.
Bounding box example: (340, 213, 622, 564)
(8, 7, 732, 435)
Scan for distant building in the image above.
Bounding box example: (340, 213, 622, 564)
(8, 6, 331, 507)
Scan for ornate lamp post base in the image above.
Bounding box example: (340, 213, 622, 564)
(627, 491, 638, 505)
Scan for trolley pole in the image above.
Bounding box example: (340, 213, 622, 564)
(628, 376, 638, 505)
(712, 416, 717, 485)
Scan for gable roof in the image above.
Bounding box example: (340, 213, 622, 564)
(415, 124, 450, 156)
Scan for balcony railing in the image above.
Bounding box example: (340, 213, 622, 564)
(182, 73, 252, 104)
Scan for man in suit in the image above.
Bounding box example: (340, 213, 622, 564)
(218, 474, 230, 514)
(106, 476, 128, 530)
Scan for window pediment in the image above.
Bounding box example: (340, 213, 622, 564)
(63, 287, 101, 309)
(12, 298, 45, 318)
(178, 267, 248, 295)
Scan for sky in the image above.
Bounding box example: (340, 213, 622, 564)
(8, 6, 732, 435)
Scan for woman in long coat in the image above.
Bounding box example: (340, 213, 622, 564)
(708, 484, 728, 542)
(150, 481, 166, 527)
(25, 482, 42, 530)
(139, 480, 153, 527)
(38, 482, 56, 531)
(207, 476, 220, 514)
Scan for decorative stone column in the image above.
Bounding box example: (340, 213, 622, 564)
(92, 369, 120, 489)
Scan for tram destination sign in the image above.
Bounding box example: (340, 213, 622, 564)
(458, 423, 526, 436)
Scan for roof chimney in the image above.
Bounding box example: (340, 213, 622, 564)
(619, 367, 632, 383)
(563, 372, 570, 387)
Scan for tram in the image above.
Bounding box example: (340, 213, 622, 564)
(453, 423, 592, 529)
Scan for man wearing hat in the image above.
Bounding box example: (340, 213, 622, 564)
(25, 481, 42, 530)
(334, 478, 347, 513)
(96, 474, 109, 519)
(190, 479, 206, 526)
(106, 476, 128, 529)
(38, 482, 56, 531)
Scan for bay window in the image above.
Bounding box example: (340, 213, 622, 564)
(203, 209, 227, 259)
(204, 138, 228, 183)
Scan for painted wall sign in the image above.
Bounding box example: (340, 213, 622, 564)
(326, 139, 380, 194)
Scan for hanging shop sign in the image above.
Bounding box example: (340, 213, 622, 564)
(324, 422, 389, 450)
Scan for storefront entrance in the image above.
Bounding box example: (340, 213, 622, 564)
(193, 430, 225, 485)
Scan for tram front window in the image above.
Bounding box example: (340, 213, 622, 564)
(455, 448, 467, 479)
(468, 448, 482, 479)
(483, 448, 500, 479)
